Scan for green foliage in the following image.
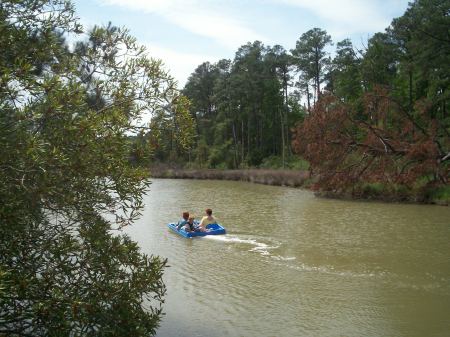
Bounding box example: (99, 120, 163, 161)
(146, 0, 448, 205)
(145, 95, 196, 163)
(360, 32, 399, 89)
(424, 185, 450, 204)
(193, 138, 210, 168)
(172, 96, 196, 151)
(291, 28, 332, 106)
(290, 0, 449, 201)
(259, 155, 309, 170)
(177, 41, 303, 169)
(328, 39, 362, 102)
(0, 1, 180, 335)
(360, 183, 385, 198)
(129, 131, 153, 166)
(287, 157, 310, 170)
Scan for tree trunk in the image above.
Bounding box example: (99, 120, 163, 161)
(241, 119, 245, 165)
(315, 47, 320, 99)
(283, 72, 290, 158)
(409, 68, 413, 112)
(279, 107, 285, 168)
(306, 84, 311, 113)
(409, 68, 415, 138)
(232, 122, 238, 168)
(247, 115, 250, 159)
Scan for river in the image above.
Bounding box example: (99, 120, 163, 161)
(124, 178, 450, 337)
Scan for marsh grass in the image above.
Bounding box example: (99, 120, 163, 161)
(150, 167, 311, 188)
(150, 165, 447, 205)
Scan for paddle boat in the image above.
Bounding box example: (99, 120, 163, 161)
(167, 222, 226, 238)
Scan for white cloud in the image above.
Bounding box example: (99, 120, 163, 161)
(100, 0, 266, 48)
(144, 44, 220, 87)
(277, 0, 392, 36)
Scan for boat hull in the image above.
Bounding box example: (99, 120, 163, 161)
(167, 223, 226, 238)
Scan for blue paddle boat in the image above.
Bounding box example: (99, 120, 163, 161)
(167, 222, 226, 238)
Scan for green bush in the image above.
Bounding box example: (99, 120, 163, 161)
(0, 2, 174, 335)
(287, 157, 310, 170)
(260, 155, 284, 168)
(259, 155, 310, 170)
(359, 182, 385, 198)
(424, 185, 450, 204)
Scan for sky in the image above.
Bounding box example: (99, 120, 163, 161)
(72, 0, 411, 88)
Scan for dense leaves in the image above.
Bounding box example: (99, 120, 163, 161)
(169, 0, 449, 201)
(293, 0, 449, 199)
(293, 91, 447, 196)
(0, 1, 185, 335)
(177, 42, 304, 168)
(291, 28, 332, 107)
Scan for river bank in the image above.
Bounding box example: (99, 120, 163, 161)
(149, 166, 449, 206)
(150, 166, 311, 188)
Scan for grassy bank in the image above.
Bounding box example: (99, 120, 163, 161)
(317, 183, 450, 206)
(149, 166, 448, 206)
(150, 166, 311, 188)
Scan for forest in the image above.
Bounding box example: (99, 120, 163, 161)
(141, 0, 449, 202)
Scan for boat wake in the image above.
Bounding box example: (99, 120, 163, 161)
(204, 235, 378, 278)
(205, 234, 280, 257)
(204, 235, 449, 295)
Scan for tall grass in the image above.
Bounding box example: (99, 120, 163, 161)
(150, 167, 311, 188)
(150, 165, 448, 205)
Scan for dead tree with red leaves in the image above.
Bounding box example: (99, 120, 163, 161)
(292, 90, 449, 199)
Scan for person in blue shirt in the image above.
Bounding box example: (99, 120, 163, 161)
(176, 211, 189, 230)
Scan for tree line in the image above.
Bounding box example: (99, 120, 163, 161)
(146, 0, 449, 200)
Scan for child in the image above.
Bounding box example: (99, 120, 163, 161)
(176, 211, 189, 230)
(184, 215, 197, 232)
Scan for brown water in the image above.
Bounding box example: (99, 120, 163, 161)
(125, 179, 450, 337)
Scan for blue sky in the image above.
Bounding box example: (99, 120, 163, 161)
(72, 0, 411, 87)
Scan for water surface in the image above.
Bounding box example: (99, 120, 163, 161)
(125, 179, 450, 337)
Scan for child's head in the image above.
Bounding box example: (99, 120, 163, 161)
(182, 211, 189, 220)
(188, 215, 195, 223)
(205, 208, 212, 216)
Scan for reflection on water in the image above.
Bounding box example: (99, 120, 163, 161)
(124, 179, 450, 337)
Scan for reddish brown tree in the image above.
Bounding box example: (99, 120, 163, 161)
(292, 90, 448, 199)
